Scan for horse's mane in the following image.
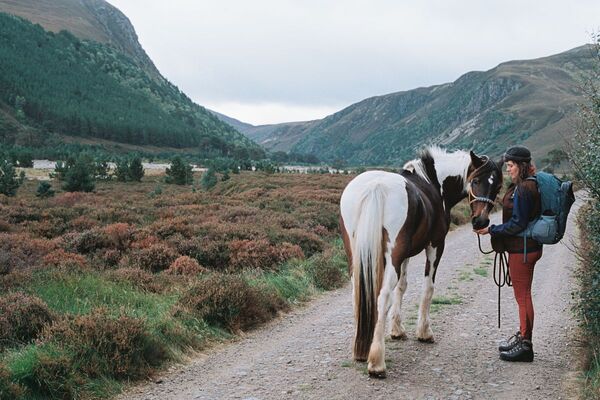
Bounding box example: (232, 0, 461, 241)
(403, 146, 471, 190)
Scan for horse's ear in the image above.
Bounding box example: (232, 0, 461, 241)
(469, 150, 484, 168)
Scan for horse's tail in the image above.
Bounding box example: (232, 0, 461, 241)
(352, 182, 386, 361)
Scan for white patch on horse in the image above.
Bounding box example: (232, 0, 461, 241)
(488, 174, 494, 185)
(404, 146, 471, 193)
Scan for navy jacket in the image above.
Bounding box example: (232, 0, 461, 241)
(489, 179, 542, 253)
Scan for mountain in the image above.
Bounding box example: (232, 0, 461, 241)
(0, 1, 262, 158)
(230, 45, 594, 165)
(0, 0, 158, 78)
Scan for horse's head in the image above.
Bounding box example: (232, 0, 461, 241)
(467, 151, 504, 230)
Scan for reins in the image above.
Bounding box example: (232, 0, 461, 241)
(477, 234, 511, 328)
(471, 157, 510, 329)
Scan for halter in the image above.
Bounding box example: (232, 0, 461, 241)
(467, 156, 501, 206)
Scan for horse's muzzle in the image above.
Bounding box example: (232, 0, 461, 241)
(472, 216, 490, 230)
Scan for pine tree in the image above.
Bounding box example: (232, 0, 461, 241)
(165, 156, 193, 185)
(36, 181, 55, 198)
(0, 159, 21, 196)
(201, 168, 217, 190)
(62, 155, 95, 192)
(128, 157, 145, 182)
(115, 158, 130, 182)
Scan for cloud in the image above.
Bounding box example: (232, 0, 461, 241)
(109, 0, 600, 123)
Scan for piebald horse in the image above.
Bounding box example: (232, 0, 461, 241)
(339, 147, 503, 377)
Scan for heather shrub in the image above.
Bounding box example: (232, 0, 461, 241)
(0, 233, 56, 273)
(190, 238, 231, 270)
(69, 216, 98, 231)
(98, 249, 122, 267)
(25, 348, 79, 400)
(166, 256, 206, 276)
(0, 220, 10, 232)
(42, 308, 166, 379)
(131, 244, 178, 273)
(42, 249, 87, 270)
(179, 273, 286, 332)
(61, 228, 109, 254)
(228, 239, 303, 271)
(103, 223, 134, 250)
(108, 268, 165, 293)
(306, 247, 349, 290)
(0, 363, 24, 399)
(271, 228, 324, 257)
(0, 292, 54, 350)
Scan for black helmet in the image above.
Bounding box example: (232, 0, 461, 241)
(503, 146, 531, 163)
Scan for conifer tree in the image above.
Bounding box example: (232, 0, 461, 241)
(128, 157, 145, 182)
(165, 156, 193, 185)
(0, 159, 21, 196)
(62, 155, 95, 192)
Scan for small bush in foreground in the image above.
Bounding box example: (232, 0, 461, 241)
(0, 293, 54, 350)
(305, 246, 349, 290)
(179, 273, 287, 332)
(43, 308, 166, 380)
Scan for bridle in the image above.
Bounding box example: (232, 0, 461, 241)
(467, 156, 501, 207)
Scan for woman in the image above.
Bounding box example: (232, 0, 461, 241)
(475, 145, 541, 362)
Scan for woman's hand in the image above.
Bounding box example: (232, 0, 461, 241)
(475, 227, 490, 235)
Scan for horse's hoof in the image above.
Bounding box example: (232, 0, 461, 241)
(417, 336, 435, 343)
(368, 369, 387, 379)
(391, 333, 408, 341)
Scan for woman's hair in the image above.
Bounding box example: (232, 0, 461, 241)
(515, 160, 536, 183)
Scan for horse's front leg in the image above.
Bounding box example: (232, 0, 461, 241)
(390, 259, 409, 340)
(416, 244, 444, 342)
(367, 258, 398, 378)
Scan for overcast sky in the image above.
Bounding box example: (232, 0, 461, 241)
(108, 0, 599, 125)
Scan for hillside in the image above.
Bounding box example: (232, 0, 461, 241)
(0, 3, 262, 158)
(234, 45, 594, 165)
(0, 0, 158, 77)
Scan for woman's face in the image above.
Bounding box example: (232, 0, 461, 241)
(506, 161, 519, 182)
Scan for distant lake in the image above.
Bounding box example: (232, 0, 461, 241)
(33, 160, 206, 172)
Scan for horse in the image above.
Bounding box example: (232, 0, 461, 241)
(339, 147, 503, 377)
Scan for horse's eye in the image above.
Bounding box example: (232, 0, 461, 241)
(472, 178, 479, 184)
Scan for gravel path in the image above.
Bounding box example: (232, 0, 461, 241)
(120, 195, 585, 400)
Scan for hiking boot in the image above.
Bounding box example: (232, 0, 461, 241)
(498, 331, 521, 352)
(499, 339, 534, 362)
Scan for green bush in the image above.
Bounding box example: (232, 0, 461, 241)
(35, 181, 55, 198)
(571, 37, 600, 399)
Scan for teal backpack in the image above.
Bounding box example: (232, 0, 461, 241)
(517, 172, 575, 244)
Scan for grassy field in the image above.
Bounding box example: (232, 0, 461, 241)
(0, 169, 479, 399)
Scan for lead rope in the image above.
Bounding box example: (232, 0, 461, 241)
(477, 233, 511, 328)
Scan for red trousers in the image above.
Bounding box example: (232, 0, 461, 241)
(508, 250, 542, 341)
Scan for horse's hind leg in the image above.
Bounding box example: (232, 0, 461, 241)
(416, 244, 443, 342)
(390, 259, 409, 340)
(367, 255, 398, 378)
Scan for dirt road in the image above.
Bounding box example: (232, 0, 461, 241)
(120, 196, 585, 400)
